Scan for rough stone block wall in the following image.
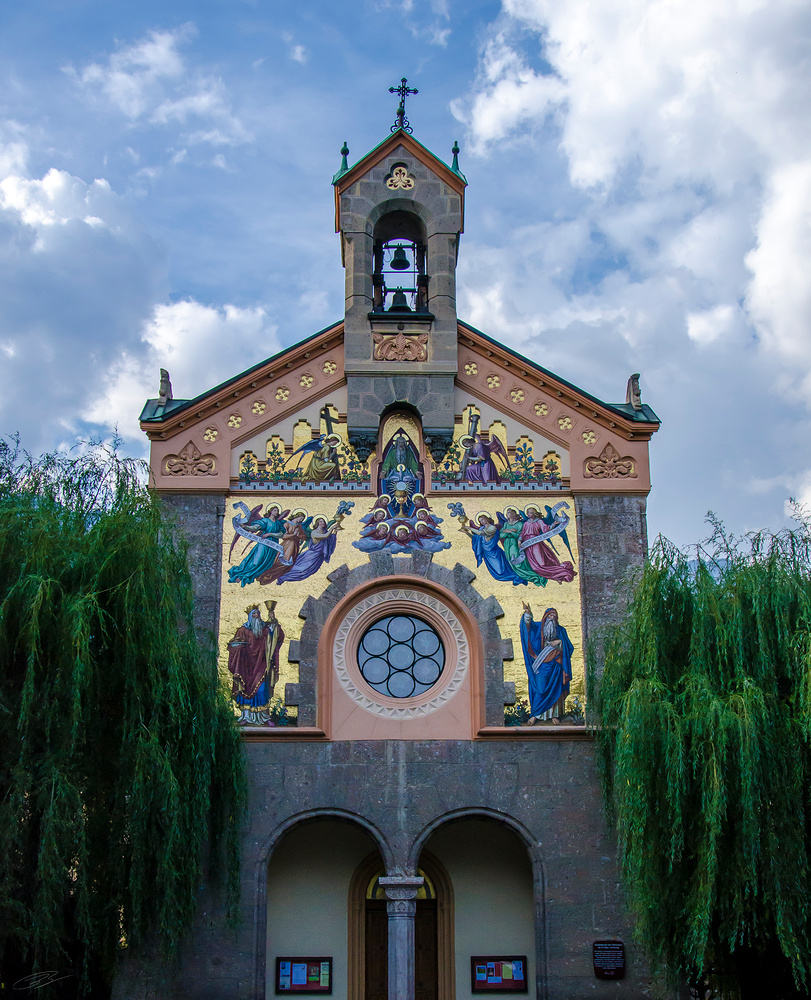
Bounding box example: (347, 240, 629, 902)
(159, 492, 226, 648)
(574, 493, 648, 681)
(113, 740, 672, 1000)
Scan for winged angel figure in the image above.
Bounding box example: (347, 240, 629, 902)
(228, 500, 353, 587)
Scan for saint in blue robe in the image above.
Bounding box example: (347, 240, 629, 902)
(519, 610, 574, 717)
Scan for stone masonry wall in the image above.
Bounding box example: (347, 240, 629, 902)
(159, 492, 226, 648)
(574, 493, 648, 684)
(113, 739, 671, 1000)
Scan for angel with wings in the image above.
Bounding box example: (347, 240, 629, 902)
(459, 432, 509, 484)
(229, 503, 352, 587)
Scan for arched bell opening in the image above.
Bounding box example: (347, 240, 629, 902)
(372, 208, 429, 314)
(267, 817, 386, 999)
(349, 851, 454, 1000)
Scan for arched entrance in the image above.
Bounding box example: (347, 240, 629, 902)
(419, 817, 537, 998)
(348, 851, 455, 1000)
(267, 817, 385, 998)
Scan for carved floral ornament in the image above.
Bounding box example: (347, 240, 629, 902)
(584, 442, 637, 479)
(385, 164, 415, 190)
(162, 441, 216, 477)
(373, 330, 428, 362)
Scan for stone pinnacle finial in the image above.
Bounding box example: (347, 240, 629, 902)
(159, 368, 173, 405)
(626, 373, 642, 411)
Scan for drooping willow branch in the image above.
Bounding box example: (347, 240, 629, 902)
(594, 520, 811, 998)
(0, 438, 245, 996)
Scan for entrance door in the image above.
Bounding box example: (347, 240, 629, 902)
(364, 899, 438, 1000)
(415, 899, 438, 1000)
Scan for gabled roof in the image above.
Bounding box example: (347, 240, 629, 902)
(139, 321, 344, 439)
(333, 129, 466, 234)
(458, 320, 660, 440)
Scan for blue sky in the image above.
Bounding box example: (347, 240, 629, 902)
(1, 0, 810, 548)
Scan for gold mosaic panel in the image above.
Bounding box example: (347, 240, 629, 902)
(217, 492, 584, 723)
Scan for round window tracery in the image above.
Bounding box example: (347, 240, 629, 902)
(332, 587, 469, 719)
(358, 614, 445, 698)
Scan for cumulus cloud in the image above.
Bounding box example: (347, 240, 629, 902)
(86, 300, 281, 442)
(452, 0, 811, 542)
(67, 25, 251, 146)
(0, 129, 167, 451)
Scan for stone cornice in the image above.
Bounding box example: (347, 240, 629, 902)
(457, 324, 660, 443)
(141, 324, 345, 442)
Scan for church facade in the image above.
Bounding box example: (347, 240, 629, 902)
(129, 122, 663, 1000)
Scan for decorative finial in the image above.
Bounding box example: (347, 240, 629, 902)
(451, 140, 460, 173)
(159, 368, 173, 405)
(332, 141, 350, 184)
(626, 373, 642, 411)
(389, 77, 418, 134)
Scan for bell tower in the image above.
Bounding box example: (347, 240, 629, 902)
(332, 81, 467, 465)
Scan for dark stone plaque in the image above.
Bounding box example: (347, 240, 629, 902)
(592, 941, 625, 980)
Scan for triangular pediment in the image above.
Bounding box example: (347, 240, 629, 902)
(333, 129, 466, 234)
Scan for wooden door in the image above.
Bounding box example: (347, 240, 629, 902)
(364, 899, 438, 1000)
(415, 899, 438, 1000)
(365, 900, 388, 1000)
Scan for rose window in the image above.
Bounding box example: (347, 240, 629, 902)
(357, 615, 445, 699)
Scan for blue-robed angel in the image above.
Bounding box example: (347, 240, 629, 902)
(519, 605, 574, 721)
(228, 503, 289, 587)
(463, 512, 527, 586)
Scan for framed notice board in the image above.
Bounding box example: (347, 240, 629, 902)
(592, 941, 625, 979)
(470, 956, 528, 993)
(275, 957, 333, 994)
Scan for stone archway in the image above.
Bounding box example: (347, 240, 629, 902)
(411, 809, 548, 1000)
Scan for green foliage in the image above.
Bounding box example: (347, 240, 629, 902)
(594, 517, 811, 998)
(0, 439, 246, 997)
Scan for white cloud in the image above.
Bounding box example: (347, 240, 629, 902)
(67, 25, 251, 147)
(0, 135, 166, 451)
(745, 160, 811, 391)
(452, 0, 811, 541)
(686, 305, 736, 346)
(86, 301, 281, 440)
(71, 26, 191, 119)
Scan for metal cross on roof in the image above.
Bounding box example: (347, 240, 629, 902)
(389, 77, 418, 134)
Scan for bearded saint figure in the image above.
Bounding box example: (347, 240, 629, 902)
(226, 602, 285, 725)
(519, 605, 574, 724)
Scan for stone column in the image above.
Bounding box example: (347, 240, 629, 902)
(379, 874, 424, 1000)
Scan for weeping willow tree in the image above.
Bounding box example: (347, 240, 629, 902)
(595, 516, 811, 999)
(0, 439, 246, 998)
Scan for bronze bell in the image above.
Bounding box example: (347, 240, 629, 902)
(390, 245, 410, 270)
(389, 289, 411, 312)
